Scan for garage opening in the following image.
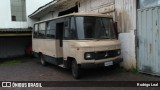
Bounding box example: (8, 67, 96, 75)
(58, 5, 78, 16)
(0, 36, 32, 59)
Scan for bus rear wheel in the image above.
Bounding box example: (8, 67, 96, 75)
(40, 54, 47, 66)
(72, 60, 81, 79)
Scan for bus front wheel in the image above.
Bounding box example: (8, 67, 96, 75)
(72, 60, 81, 79)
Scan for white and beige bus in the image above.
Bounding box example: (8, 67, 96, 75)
(32, 13, 123, 79)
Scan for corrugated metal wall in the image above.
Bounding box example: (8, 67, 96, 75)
(0, 36, 31, 58)
(137, 6, 160, 76)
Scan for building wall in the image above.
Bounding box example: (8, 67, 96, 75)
(115, 0, 137, 33)
(40, 13, 54, 21)
(115, 0, 137, 69)
(0, 0, 52, 59)
(0, 0, 52, 29)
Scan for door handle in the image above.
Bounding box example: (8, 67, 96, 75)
(60, 39, 63, 47)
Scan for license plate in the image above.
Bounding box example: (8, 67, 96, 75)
(104, 61, 113, 67)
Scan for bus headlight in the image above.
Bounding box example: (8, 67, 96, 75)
(84, 52, 94, 60)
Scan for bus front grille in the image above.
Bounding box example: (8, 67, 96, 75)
(95, 50, 119, 60)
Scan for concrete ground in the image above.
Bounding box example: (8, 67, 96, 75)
(0, 57, 160, 90)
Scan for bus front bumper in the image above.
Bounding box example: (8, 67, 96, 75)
(80, 58, 123, 68)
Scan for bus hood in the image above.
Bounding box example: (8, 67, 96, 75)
(73, 40, 121, 51)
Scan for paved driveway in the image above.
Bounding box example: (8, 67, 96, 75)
(0, 58, 160, 90)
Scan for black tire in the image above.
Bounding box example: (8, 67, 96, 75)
(72, 60, 81, 79)
(40, 54, 47, 66)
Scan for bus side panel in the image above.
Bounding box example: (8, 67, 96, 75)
(32, 39, 57, 57)
(63, 40, 76, 60)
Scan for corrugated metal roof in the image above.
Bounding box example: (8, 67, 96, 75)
(28, 0, 57, 18)
(29, 0, 79, 19)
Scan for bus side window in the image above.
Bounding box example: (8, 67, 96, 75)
(38, 23, 46, 38)
(70, 17, 77, 39)
(46, 21, 56, 38)
(64, 20, 70, 39)
(34, 24, 39, 38)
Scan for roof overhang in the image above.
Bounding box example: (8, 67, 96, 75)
(0, 33, 32, 37)
(0, 28, 32, 37)
(0, 28, 32, 32)
(29, 0, 79, 19)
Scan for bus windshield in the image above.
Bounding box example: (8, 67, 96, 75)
(75, 16, 116, 40)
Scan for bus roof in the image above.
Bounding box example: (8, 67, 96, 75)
(35, 13, 113, 24)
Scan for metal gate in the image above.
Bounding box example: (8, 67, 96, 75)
(137, 6, 160, 76)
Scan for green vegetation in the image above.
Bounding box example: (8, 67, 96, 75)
(129, 67, 138, 74)
(118, 66, 138, 74)
(0, 60, 23, 66)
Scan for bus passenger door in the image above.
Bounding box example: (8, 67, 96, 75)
(56, 22, 64, 65)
